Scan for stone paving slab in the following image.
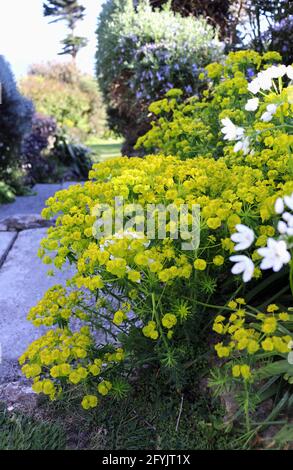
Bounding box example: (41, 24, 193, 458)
(0, 182, 78, 218)
(0, 228, 74, 382)
(0, 213, 55, 232)
(0, 232, 17, 266)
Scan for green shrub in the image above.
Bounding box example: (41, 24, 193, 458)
(0, 55, 34, 198)
(20, 62, 106, 141)
(96, 0, 223, 153)
(21, 114, 92, 184)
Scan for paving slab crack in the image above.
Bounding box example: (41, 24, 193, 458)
(0, 232, 18, 270)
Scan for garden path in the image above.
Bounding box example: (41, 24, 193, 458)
(0, 183, 77, 384)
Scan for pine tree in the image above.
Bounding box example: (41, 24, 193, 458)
(43, 0, 88, 59)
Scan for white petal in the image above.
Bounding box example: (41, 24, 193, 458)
(258, 71, 272, 90)
(236, 127, 244, 138)
(245, 98, 259, 111)
(275, 197, 284, 214)
(286, 65, 293, 80)
(284, 195, 293, 211)
(230, 255, 247, 263)
(248, 79, 260, 94)
(260, 257, 274, 270)
(277, 221, 288, 234)
(268, 65, 286, 78)
(266, 104, 277, 114)
(242, 261, 254, 282)
(231, 262, 245, 275)
(261, 111, 273, 122)
(282, 211, 293, 222)
(233, 141, 243, 152)
(221, 117, 233, 127)
(272, 258, 283, 272)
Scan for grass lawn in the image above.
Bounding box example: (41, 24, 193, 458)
(87, 137, 123, 162)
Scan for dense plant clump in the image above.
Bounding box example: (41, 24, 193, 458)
(0, 55, 34, 200)
(136, 50, 283, 158)
(21, 113, 58, 184)
(21, 117, 92, 183)
(96, 0, 223, 153)
(149, 0, 242, 43)
(21, 62, 106, 141)
(20, 49, 293, 446)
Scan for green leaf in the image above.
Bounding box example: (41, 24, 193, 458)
(256, 360, 293, 379)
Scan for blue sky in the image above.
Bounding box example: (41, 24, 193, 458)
(0, 0, 105, 78)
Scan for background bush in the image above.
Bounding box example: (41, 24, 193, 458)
(21, 114, 92, 184)
(21, 113, 57, 184)
(96, 0, 224, 154)
(0, 55, 34, 200)
(20, 62, 107, 141)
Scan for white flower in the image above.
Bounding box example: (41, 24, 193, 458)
(248, 78, 260, 94)
(287, 65, 293, 80)
(245, 98, 259, 111)
(257, 238, 291, 272)
(277, 221, 288, 234)
(241, 137, 250, 155)
(234, 141, 243, 153)
(261, 111, 273, 122)
(230, 255, 255, 282)
(261, 103, 278, 122)
(282, 211, 293, 223)
(258, 71, 272, 91)
(284, 193, 293, 211)
(275, 197, 284, 214)
(221, 118, 244, 141)
(266, 104, 277, 114)
(233, 137, 250, 154)
(231, 224, 255, 251)
(267, 64, 287, 79)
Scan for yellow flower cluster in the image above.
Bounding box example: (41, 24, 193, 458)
(136, 50, 282, 159)
(28, 285, 86, 327)
(21, 49, 293, 409)
(142, 321, 159, 340)
(19, 325, 124, 407)
(213, 301, 292, 381)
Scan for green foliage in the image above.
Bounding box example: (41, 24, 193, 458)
(96, 0, 223, 153)
(0, 403, 66, 450)
(43, 0, 88, 59)
(0, 181, 15, 204)
(150, 0, 241, 43)
(20, 62, 106, 141)
(52, 129, 93, 180)
(0, 55, 34, 199)
(87, 371, 235, 450)
(136, 50, 283, 158)
(21, 114, 92, 184)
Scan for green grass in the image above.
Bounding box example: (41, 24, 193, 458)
(45, 368, 238, 451)
(86, 371, 236, 450)
(0, 403, 66, 450)
(87, 138, 123, 162)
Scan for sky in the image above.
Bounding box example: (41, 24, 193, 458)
(0, 0, 105, 78)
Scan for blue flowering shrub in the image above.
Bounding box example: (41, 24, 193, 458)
(0, 55, 34, 202)
(96, 0, 223, 153)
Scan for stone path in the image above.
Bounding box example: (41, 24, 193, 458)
(0, 183, 77, 384)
